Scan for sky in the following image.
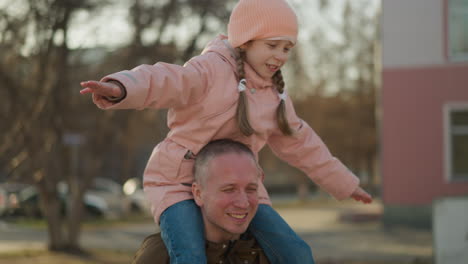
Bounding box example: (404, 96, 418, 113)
(68, 1, 132, 49)
(62, 0, 380, 96)
(0, 0, 380, 50)
(0, 0, 380, 94)
(63, 0, 380, 50)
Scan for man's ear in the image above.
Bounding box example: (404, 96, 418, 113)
(259, 167, 265, 181)
(192, 182, 203, 206)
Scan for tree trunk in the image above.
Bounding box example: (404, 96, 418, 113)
(367, 153, 378, 191)
(66, 188, 85, 252)
(38, 184, 66, 251)
(64, 139, 86, 252)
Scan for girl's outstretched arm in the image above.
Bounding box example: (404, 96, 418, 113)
(350, 186, 373, 204)
(80, 53, 218, 111)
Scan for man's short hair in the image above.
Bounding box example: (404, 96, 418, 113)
(193, 139, 258, 186)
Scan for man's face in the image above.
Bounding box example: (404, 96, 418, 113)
(193, 152, 260, 243)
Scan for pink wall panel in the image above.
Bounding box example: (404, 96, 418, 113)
(382, 64, 468, 205)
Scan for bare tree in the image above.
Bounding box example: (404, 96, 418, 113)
(296, 0, 380, 189)
(0, 0, 118, 252)
(0, 0, 234, 252)
(260, 0, 381, 197)
(87, 0, 235, 187)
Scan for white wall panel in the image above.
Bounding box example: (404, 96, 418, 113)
(433, 197, 468, 264)
(383, 0, 445, 68)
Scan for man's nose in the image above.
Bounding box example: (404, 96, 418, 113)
(233, 192, 250, 208)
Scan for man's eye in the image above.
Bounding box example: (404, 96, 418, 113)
(247, 188, 258, 193)
(267, 43, 276, 48)
(284, 48, 290, 52)
(222, 188, 234, 193)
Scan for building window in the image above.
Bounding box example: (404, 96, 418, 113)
(444, 103, 468, 182)
(448, 0, 468, 61)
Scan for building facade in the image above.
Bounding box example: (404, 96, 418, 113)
(382, 0, 468, 228)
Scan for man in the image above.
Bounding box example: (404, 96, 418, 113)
(132, 139, 270, 264)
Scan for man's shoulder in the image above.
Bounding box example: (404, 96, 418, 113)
(131, 233, 169, 264)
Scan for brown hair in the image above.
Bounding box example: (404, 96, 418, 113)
(234, 48, 293, 136)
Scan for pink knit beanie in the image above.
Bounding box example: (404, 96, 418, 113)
(228, 0, 298, 48)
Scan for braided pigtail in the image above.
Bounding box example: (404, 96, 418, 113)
(235, 48, 256, 136)
(272, 70, 293, 136)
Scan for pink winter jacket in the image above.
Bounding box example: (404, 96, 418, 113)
(94, 34, 359, 223)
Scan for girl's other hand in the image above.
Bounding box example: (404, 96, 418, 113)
(351, 186, 373, 204)
(79, 80, 122, 98)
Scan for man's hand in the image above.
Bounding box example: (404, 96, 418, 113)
(350, 186, 372, 204)
(80, 80, 123, 98)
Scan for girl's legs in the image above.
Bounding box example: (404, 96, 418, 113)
(159, 199, 207, 264)
(249, 204, 315, 264)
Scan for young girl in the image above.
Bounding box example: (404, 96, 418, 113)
(80, 0, 372, 263)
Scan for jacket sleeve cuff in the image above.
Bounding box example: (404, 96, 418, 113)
(103, 80, 127, 103)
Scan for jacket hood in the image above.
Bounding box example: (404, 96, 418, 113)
(200, 34, 274, 89)
(201, 34, 238, 72)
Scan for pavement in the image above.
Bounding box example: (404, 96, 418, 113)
(0, 198, 433, 263)
(274, 198, 432, 263)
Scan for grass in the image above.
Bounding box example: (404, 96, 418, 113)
(0, 248, 134, 264)
(0, 249, 432, 264)
(0, 214, 152, 263)
(6, 213, 153, 230)
(1, 199, 429, 264)
(271, 196, 382, 209)
(8, 197, 371, 229)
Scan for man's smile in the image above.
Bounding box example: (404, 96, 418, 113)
(227, 213, 248, 219)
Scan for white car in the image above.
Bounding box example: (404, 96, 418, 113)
(87, 177, 129, 219)
(123, 178, 151, 215)
(59, 178, 128, 219)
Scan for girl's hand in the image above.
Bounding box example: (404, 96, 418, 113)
(351, 186, 373, 204)
(79, 80, 122, 98)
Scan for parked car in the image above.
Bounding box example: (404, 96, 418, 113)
(123, 177, 151, 215)
(87, 177, 129, 218)
(58, 177, 130, 219)
(10, 185, 107, 218)
(5, 177, 130, 219)
(0, 183, 29, 217)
